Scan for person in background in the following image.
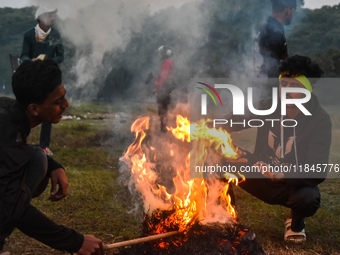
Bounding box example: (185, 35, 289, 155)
(253, 0, 297, 96)
(153, 45, 176, 132)
(0, 60, 104, 255)
(21, 6, 64, 155)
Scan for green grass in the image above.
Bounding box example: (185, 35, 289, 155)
(233, 179, 340, 254)
(3, 102, 340, 255)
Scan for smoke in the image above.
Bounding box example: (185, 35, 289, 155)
(28, 0, 205, 99)
(27, 0, 283, 219)
(27, 0, 278, 101)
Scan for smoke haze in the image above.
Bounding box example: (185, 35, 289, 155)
(28, 0, 209, 99)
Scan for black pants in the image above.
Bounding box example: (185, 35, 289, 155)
(157, 95, 171, 132)
(39, 122, 52, 148)
(0, 146, 48, 250)
(237, 177, 320, 232)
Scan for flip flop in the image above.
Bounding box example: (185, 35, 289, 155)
(284, 218, 306, 243)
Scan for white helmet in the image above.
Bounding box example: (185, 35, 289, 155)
(35, 7, 58, 20)
(158, 45, 173, 59)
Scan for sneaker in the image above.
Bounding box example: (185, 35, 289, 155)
(43, 147, 53, 156)
(0, 251, 11, 255)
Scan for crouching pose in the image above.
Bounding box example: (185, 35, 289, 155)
(227, 55, 331, 242)
(0, 60, 104, 254)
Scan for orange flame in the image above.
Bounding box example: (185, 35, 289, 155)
(169, 115, 238, 159)
(120, 115, 244, 236)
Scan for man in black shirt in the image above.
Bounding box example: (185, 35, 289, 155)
(231, 55, 331, 243)
(0, 60, 104, 254)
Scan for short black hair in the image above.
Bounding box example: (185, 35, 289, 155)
(12, 59, 62, 108)
(278, 55, 324, 84)
(271, 0, 297, 12)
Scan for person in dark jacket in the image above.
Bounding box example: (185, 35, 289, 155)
(21, 7, 64, 63)
(21, 7, 65, 156)
(253, 0, 297, 96)
(228, 55, 331, 242)
(0, 60, 104, 254)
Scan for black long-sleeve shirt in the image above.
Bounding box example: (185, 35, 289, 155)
(226, 94, 332, 187)
(0, 97, 83, 252)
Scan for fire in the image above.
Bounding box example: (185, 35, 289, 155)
(169, 115, 238, 159)
(120, 114, 244, 240)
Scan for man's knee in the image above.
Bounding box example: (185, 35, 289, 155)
(288, 186, 321, 216)
(32, 146, 48, 175)
(26, 146, 48, 196)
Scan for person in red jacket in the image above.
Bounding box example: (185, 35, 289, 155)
(153, 46, 175, 132)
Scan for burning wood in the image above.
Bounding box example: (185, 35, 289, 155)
(120, 115, 243, 225)
(115, 209, 264, 254)
(117, 115, 263, 254)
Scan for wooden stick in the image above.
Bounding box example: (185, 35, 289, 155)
(104, 230, 180, 250)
